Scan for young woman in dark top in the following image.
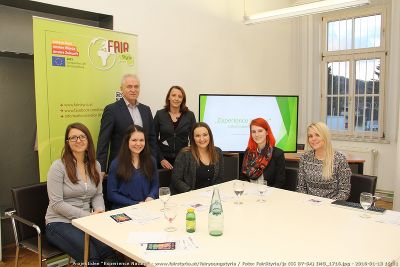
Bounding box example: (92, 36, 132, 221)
(154, 86, 196, 169)
(241, 118, 286, 188)
(107, 125, 159, 209)
(170, 122, 224, 194)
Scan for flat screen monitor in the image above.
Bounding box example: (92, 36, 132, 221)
(199, 94, 299, 153)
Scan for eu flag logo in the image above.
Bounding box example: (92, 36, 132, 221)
(52, 56, 65, 67)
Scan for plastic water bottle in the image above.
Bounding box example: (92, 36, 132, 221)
(208, 187, 223, 236)
(186, 208, 196, 233)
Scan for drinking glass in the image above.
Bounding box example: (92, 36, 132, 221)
(360, 192, 373, 218)
(163, 203, 177, 232)
(256, 180, 268, 202)
(159, 187, 170, 211)
(233, 180, 244, 205)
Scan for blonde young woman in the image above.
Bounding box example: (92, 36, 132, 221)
(296, 122, 351, 200)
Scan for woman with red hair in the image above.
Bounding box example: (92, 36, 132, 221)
(241, 118, 286, 188)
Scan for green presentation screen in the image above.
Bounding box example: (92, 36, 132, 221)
(199, 94, 299, 152)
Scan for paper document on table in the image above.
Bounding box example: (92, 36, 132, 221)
(199, 189, 234, 202)
(173, 236, 199, 251)
(181, 202, 208, 212)
(375, 210, 400, 226)
(124, 208, 161, 224)
(127, 231, 170, 244)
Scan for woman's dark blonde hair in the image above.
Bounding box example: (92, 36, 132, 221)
(164, 85, 189, 113)
(307, 122, 334, 179)
(62, 122, 100, 186)
(186, 122, 219, 164)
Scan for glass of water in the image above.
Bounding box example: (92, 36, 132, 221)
(159, 187, 171, 211)
(360, 192, 373, 218)
(163, 203, 178, 232)
(257, 180, 268, 202)
(233, 180, 244, 205)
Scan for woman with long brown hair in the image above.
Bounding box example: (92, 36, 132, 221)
(171, 122, 224, 194)
(107, 124, 159, 209)
(45, 123, 116, 265)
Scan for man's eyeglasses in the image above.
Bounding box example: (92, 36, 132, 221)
(67, 135, 87, 142)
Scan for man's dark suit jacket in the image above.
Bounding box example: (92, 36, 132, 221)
(96, 98, 157, 172)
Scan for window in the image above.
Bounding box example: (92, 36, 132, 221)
(321, 8, 386, 140)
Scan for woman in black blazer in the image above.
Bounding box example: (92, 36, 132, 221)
(154, 86, 196, 169)
(241, 118, 286, 188)
(170, 122, 224, 194)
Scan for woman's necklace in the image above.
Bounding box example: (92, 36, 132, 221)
(77, 161, 88, 182)
(77, 161, 89, 191)
(315, 150, 325, 160)
(169, 111, 181, 122)
(132, 157, 140, 169)
(199, 150, 210, 165)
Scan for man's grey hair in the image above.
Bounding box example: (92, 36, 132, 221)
(121, 74, 140, 86)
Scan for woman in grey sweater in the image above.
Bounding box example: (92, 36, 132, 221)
(45, 123, 116, 264)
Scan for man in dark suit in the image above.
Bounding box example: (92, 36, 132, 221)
(97, 74, 157, 173)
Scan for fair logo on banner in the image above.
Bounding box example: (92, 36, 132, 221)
(88, 38, 134, 70)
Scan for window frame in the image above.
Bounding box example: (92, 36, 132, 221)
(320, 6, 387, 140)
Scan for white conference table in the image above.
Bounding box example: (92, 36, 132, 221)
(72, 181, 400, 266)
